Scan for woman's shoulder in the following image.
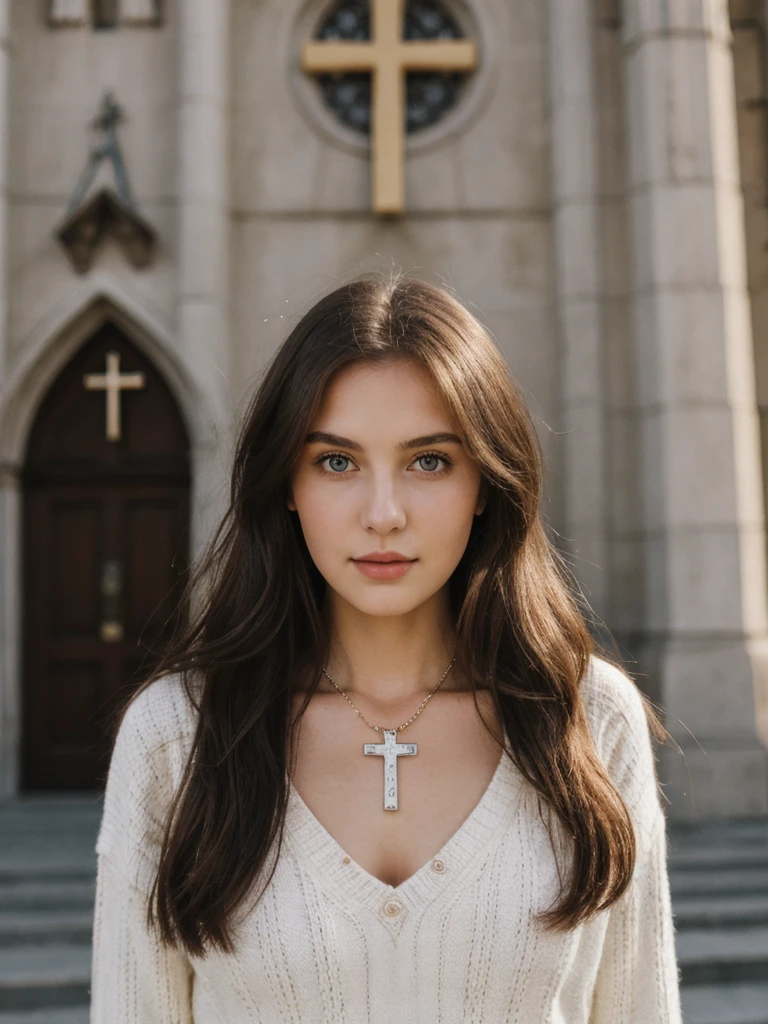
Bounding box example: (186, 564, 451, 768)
(578, 653, 666, 837)
(579, 654, 649, 746)
(104, 671, 200, 787)
(114, 671, 200, 757)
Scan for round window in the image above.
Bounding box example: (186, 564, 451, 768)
(313, 0, 473, 136)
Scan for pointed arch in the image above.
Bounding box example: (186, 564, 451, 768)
(0, 283, 223, 796)
(0, 279, 216, 467)
(20, 322, 192, 789)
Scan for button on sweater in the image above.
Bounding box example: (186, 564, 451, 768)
(89, 654, 683, 1023)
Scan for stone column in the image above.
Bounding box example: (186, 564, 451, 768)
(623, 0, 768, 818)
(547, 0, 610, 623)
(0, 0, 14, 797)
(0, 467, 19, 797)
(176, 0, 232, 556)
(0, 0, 8, 389)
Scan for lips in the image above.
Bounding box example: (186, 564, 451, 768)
(353, 552, 416, 563)
(352, 557, 416, 580)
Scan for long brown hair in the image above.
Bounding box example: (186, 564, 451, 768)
(113, 271, 670, 958)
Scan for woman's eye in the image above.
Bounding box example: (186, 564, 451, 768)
(324, 454, 350, 473)
(416, 453, 445, 473)
(316, 452, 451, 475)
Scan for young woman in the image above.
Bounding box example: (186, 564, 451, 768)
(90, 273, 683, 1022)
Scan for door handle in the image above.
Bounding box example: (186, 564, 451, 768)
(100, 559, 124, 642)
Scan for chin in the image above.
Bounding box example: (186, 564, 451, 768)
(346, 591, 428, 617)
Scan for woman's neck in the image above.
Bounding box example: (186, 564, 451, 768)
(298, 589, 471, 702)
(317, 657, 468, 701)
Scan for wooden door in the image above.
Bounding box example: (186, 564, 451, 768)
(22, 324, 190, 791)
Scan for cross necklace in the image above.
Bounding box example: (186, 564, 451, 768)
(320, 658, 456, 811)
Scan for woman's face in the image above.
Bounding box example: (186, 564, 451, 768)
(287, 359, 486, 618)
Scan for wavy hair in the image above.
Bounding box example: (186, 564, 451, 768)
(112, 271, 670, 958)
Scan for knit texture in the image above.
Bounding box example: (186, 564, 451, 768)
(90, 655, 683, 1022)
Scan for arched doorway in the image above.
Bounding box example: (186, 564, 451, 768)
(21, 322, 190, 791)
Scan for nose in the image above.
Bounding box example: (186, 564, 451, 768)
(359, 471, 407, 533)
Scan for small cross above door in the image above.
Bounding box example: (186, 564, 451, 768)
(83, 350, 146, 442)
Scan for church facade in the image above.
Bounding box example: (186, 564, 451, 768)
(0, 0, 766, 821)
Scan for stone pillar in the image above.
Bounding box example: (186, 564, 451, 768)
(0, 0, 13, 797)
(0, 468, 19, 797)
(547, 0, 610, 623)
(0, 0, 8, 389)
(623, 0, 768, 818)
(176, 0, 232, 556)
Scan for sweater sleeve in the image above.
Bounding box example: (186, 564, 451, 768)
(582, 657, 683, 1023)
(588, 810, 683, 1023)
(89, 675, 198, 1022)
(90, 849, 195, 1023)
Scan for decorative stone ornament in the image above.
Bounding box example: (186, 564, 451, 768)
(57, 190, 157, 273)
(56, 92, 157, 273)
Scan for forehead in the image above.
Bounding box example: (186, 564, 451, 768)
(313, 360, 452, 425)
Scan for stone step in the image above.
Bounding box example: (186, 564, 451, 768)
(676, 926, 768, 985)
(0, 1010, 89, 1024)
(669, 837, 768, 855)
(673, 893, 768, 930)
(0, 945, 91, 1012)
(668, 847, 768, 870)
(0, 910, 93, 948)
(0, 881, 94, 914)
(669, 868, 768, 898)
(0, 869, 94, 885)
(680, 982, 768, 1024)
(670, 820, 768, 834)
(668, 820, 768, 841)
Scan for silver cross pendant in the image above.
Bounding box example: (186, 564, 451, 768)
(364, 729, 418, 810)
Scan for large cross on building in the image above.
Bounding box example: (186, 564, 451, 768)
(302, 0, 476, 214)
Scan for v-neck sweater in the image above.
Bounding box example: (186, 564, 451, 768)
(90, 655, 683, 1023)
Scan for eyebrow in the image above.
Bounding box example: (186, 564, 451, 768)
(304, 431, 463, 452)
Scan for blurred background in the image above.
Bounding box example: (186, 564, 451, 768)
(0, 0, 767, 1021)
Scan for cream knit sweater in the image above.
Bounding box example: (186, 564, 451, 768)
(89, 654, 683, 1022)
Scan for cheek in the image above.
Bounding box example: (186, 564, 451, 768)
(290, 474, 348, 554)
(409, 479, 479, 546)
(430, 495, 477, 545)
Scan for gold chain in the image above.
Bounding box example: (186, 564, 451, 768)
(320, 657, 457, 734)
